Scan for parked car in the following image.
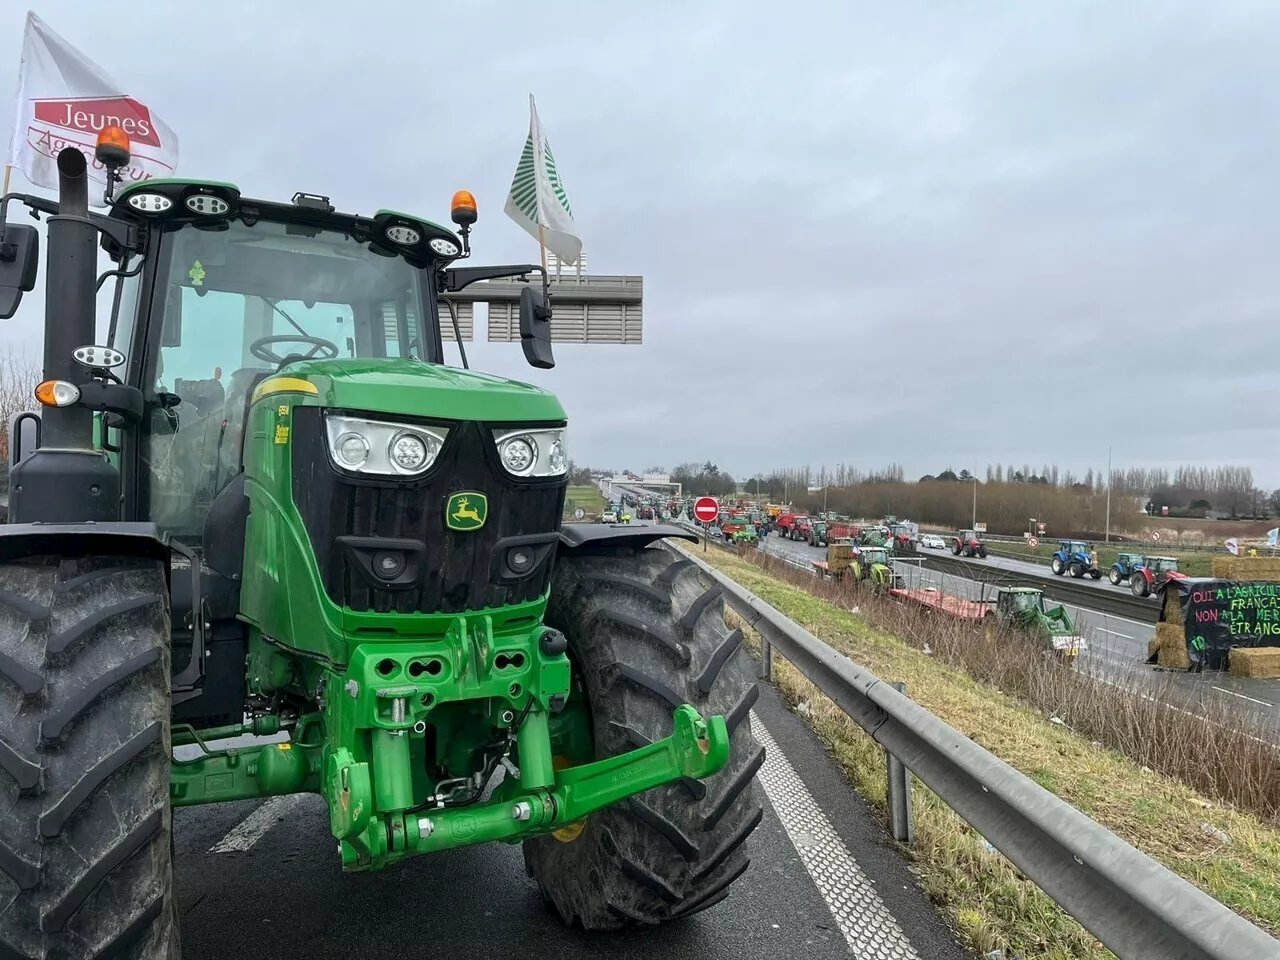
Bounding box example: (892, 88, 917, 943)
(920, 534, 946, 549)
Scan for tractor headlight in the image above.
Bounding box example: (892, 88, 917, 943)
(325, 415, 447, 477)
(492, 428, 568, 478)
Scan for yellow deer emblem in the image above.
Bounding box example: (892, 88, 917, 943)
(446, 492, 488, 531)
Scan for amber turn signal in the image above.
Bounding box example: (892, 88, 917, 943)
(35, 380, 80, 407)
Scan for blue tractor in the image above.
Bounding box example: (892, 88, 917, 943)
(1108, 551, 1146, 586)
(1050, 539, 1102, 579)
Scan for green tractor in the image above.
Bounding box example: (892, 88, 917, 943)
(986, 587, 1087, 659)
(0, 141, 762, 955)
(850, 546, 901, 587)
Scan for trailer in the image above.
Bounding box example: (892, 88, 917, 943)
(888, 586, 988, 619)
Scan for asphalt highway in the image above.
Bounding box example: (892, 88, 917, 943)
(754, 531, 1280, 732)
(174, 685, 967, 959)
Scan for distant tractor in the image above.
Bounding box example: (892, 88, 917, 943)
(1108, 552, 1146, 586)
(889, 523, 917, 555)
(952, 529, 988, 558)
(1050, 540, 1102, 579)
(1130, 556, 1184, 598)
(986, 587, 1086, 659)
(636, 505, 654, 520)
(807, 519, 827, 547)
(791, 516, 815, 542)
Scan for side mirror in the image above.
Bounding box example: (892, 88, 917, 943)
(518, 286, 554, 370)
(0, 224, 40, 320)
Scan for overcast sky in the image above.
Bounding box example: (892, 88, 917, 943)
(3, 1, 1278, 485)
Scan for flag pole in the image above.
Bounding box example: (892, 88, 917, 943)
(2, 165, 11, 197)
(538, 222, 548, 274)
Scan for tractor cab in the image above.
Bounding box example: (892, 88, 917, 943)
(997, 587, 1045, 617)
(858, 546, 889, 566)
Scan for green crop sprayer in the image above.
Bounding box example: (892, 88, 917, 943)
(0, 134, 762, 956)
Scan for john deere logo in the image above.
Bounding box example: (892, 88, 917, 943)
(446, 492, 488, 531)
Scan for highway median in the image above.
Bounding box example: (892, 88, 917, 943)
(677, 539, 1280, 959)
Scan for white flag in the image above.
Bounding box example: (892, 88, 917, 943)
(7, 11, 179, 207)
(504, 94, 582, 265)
(1268, 528, 1279, 548)
(1226, 537, 1240, 556)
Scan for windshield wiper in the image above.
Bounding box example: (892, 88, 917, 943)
(263, 298, 310, 338)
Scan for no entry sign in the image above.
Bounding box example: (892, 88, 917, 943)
(694, 496, 719, 523)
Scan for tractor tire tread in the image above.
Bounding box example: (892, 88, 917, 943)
(0, 555, 179, 960)
(525, 546, 763, 930)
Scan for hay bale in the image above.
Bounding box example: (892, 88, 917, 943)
(1148, 635, 1163, 659)
(1212, 557, 1280, 581)
(1161, 587, 1183, 623)
(1228, 646, 1280, 679)
(1156, 621, 1191, 669)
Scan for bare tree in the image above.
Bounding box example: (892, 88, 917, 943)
(0, 348, 39, 467)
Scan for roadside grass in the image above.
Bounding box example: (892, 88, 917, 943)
(985, 539, 1216, 578)
(676, 543, 1280, 958)
(564, 484, 605, 518)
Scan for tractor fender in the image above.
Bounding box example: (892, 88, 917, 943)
(0, 520, 170, 567)
(558, 522, 696, 554)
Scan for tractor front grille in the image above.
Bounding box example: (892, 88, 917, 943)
(290, 407, 566, 614)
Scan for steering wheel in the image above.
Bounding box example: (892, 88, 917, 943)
(249, 335, 339, 366)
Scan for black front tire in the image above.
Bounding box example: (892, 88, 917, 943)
(525, 546, 764, 930)
(1109, 569, 1122, 586)
(0, 554, 179, 960)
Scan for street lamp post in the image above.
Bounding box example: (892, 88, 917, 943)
(971, 476, 978, 528)
(1104, 446, 1112, 543)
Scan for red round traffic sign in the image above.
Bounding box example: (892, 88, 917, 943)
(1151, 531, 1161, 542)
(1028, 536, 1039, 549)
(693, 496, 720, 523)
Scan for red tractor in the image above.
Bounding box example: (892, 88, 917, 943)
(1130, 556, 1184, 598)
(792, 516, 815, 542)
(952, 529, 988, 558)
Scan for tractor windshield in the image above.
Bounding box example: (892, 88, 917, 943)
(134, 219, 432, 538)
(1008, 591, 1044, 614)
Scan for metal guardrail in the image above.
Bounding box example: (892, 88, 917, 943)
(666, 539, 1280, 960)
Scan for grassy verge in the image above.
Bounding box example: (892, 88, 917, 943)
(985, 539, 1216, 577)
(676, 542, 1280, 958)
(564, 484, 605, 518)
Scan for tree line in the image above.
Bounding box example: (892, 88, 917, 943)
(609, 459, 1275, 534)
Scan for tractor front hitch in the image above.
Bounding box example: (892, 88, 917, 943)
(337, 705, 730, 869)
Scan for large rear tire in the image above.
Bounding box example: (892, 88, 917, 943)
(0, 554, 178, 960)
(525, 545, 764, 930)
(1109, 569, 1121, 586)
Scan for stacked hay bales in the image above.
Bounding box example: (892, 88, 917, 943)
(1229, 647, 1280, 679)
(827, 542, 853, 575)
(1211, 556, 1280, 581)
(1154, 621, 1192, 669)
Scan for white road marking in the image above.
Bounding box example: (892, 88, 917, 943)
(1094, 628, 1134, 639)
(209, 794, 310, 853)
(1210, 686, 1275, 708)
(749, 712, 920, 959)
